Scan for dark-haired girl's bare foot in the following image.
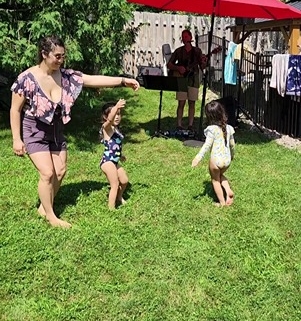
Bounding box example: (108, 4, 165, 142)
(226, 192, 234, 206)
(117, 198, 127, 206)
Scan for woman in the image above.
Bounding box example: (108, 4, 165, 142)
(10, 35, 139, 228)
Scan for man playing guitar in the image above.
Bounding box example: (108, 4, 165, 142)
(167, 29, 206, 131)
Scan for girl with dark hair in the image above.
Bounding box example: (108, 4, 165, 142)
(99, 99, 128, 209)
(10, 36, 139, 228)
(192, 100, 235, 206)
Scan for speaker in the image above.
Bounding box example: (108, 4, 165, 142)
(215, 96, 237, 127)
(235, 18, 255, 25)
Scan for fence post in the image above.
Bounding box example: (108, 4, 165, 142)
(254, 52, 260, 123)
(222, 36, 226, 98)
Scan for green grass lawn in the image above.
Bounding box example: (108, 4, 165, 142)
(1, 87, 301, 321)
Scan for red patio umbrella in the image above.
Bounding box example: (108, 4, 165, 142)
(127, 0, 301, 139)
(127, 0, 301, 19)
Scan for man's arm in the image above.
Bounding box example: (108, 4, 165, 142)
(194, 47, 207, 71)
(167, 48, 186, 76)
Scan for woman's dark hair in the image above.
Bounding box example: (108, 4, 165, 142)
(205, 100, 228, 145)
(38, 36, 65, 63)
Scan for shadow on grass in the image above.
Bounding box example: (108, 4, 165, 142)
(193, 180, 217, 203)
(193, 180, 237, 205)
(0, 110, 10, 130)
(121, 181, 149, 201)
(139, 115, 273, 146)
(98, 181, 150, 209)
(51, 180, 150, 213)
(139, 115, 178, 134)
(233, 121, 272, 145)
(53, 180, 106, 216)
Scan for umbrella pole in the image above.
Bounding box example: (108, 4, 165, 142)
(236, 23, 245, 114)
(198, 12, 215, 140)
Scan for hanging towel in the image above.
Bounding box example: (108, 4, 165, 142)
(270, 54, 289, 97)
(286, 55, 301, 96)
(233, 43, 242, 61)
(224, 41, 238, 85)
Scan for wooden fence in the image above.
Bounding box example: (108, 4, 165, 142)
(123, 11, 234, 77)
(123, 11, 285, 77)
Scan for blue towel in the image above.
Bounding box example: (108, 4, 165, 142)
(286, 55, 301, 96)
(224, 42, 237, 85)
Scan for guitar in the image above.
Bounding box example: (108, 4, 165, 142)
(171, 46, 222, 78)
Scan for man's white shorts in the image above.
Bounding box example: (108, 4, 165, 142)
(176, 86, 199, 101)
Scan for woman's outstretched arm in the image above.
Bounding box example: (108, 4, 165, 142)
(82, 74, 140, 91)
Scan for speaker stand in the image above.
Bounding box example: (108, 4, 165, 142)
(151, 89, 169, 139)
(142, 75, 188, 139)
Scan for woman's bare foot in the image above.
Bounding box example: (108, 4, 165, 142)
(38, 206, 71, 228)
(37, 204, 46, 217)
(226, 192, 234, 206)
(47, 217, 72, 228)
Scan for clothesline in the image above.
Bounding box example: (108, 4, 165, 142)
(270, 54, 301, 97)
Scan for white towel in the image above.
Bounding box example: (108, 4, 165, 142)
(270, 54, 289, 97)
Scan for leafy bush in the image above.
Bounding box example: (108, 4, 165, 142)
(0, 0, 138, 75)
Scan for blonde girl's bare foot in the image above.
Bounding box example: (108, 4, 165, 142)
(38, 204, 46, 217)
(47, 217, 72, 229)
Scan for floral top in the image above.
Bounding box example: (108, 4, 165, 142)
(11, 68, 84, 125)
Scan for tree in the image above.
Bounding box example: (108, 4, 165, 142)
(0, 0, 138, 75)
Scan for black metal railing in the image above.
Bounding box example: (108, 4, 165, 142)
(198, 35, 301, 139)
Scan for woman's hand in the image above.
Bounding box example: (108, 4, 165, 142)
(13, 138, 26, 156)
(123, 78, 140, 91)
(82, 74, 140, 90)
